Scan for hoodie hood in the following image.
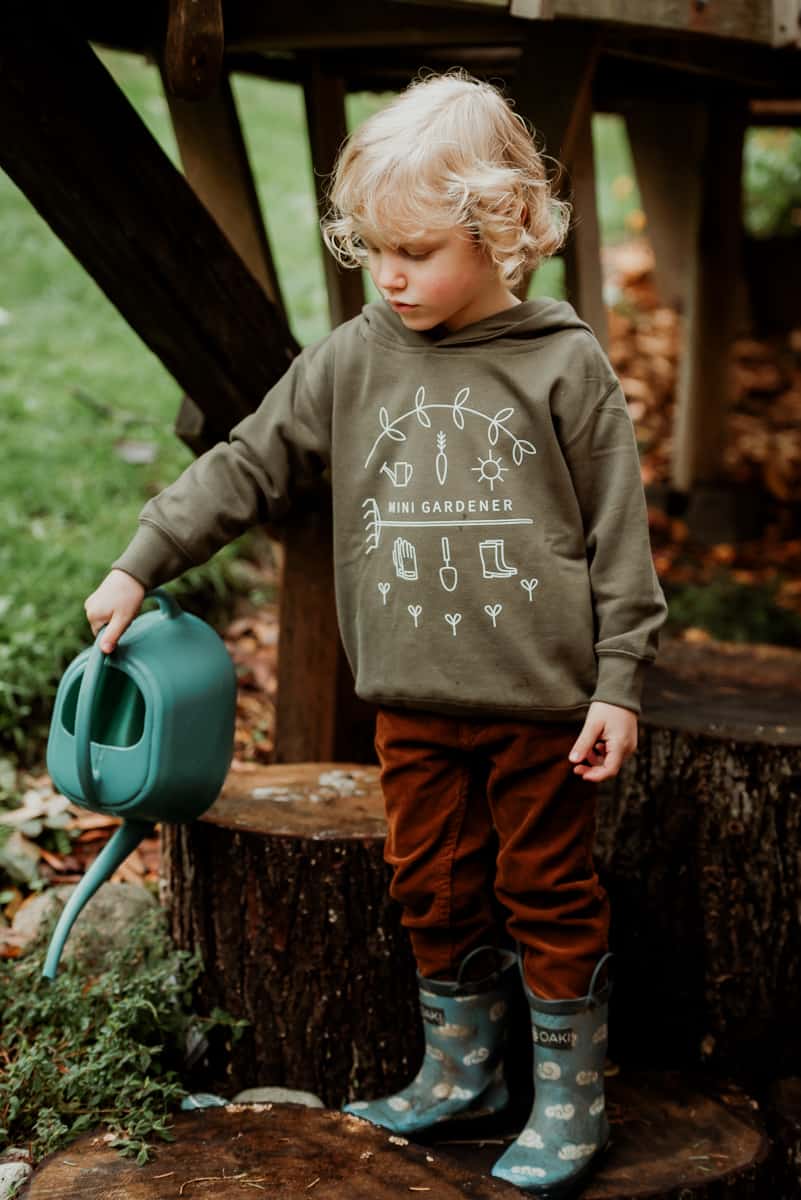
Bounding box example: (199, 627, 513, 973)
(360, 296, 594, 350)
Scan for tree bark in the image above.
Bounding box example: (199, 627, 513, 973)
(596, 640, 801, 1079)
(163, 763, 422, 1105)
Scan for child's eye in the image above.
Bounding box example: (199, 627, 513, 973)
(402, 248, 432, 261)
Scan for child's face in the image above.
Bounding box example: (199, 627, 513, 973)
(364, 225, 517, 333)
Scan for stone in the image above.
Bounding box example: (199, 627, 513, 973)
(231, 1086, 324, 1108)
(0, 1160, 32, 1199)
(12, 881, 158, 969)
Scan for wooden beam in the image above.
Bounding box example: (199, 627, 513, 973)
(163, 0, 224, 100)
(161, 65, 294, 450)
(0, 12, 297, 447)
(161, 69, 290, 325)
(512, 24, 601, 168)
(562, 108, 607, 349)
(624, 99, 703, 313)
(433, 0, 801, 46)
(511, 25, 605, 340)
(671, 100, 749, 493)
(302, 58, 365, 329)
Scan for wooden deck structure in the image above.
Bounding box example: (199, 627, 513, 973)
(2, 0, 800, 760)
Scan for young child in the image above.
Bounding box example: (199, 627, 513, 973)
(85, 72, 666, 1195)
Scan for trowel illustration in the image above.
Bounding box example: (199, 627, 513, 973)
(479, 539, 517, 579)
(439, 537, 458, 592)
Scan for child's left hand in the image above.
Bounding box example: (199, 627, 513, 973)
(568, 701, 638, 782)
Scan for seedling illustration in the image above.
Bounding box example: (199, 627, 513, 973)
(408, 604, 422, 628)
(378, 582, 391, 605)
(445, 613, 462, 637)
(484, 603, 503, 628)
(521, 578, 539, 601)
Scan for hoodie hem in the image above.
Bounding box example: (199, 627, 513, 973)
(363, 693, 591, 723)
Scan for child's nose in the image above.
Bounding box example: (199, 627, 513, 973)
(377, 255, 406, 290)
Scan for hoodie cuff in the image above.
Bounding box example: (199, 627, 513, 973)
(591, 654, 650, 715)
(112, 522, 192, 591)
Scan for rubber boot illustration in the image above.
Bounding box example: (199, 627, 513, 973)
(344, 947, 516, 1134)
(479, 539, 517, 579)
(491, 954, 612, 1197)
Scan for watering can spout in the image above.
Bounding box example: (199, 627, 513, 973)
(42, 818, 155, 981)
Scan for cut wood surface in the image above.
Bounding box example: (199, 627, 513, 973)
(23, 1076, 774, 1199)
(641, 636, 801, 745)
(22, 1104, 521, 1199)
(206, 761, 386, 839)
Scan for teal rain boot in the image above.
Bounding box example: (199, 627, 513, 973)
(491, 954, 612, 1197)
(344, 947, 516, 1134)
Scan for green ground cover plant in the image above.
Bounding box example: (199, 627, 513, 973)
(0, 904, 247, 1165)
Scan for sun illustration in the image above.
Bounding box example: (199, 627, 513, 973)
(471, 449, 508, 491)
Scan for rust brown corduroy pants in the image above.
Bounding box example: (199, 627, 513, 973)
(376, 707, 610, 1000)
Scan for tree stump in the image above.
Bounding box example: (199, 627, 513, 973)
(23, 1076, 775, 1199)
(21, 1104, 522, 1199)
(437, 1073, 775, 1198)
(163, 763, 423, 1105)
(596, 638, 801, 1079)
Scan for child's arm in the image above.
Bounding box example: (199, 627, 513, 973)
(556, 351, 668, 778)
(84, 342, 333, 653)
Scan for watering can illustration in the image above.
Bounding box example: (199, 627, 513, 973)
(43, 590, 237, 979)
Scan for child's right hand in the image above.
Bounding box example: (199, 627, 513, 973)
(84, 569, 146, 654)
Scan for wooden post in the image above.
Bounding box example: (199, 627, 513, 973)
(511, 25, 606, 344)
(625, 99, 706, 313)
(163, 0, 224, 101)
(562, 103, 607, 349)
(303, 57, 365, 329)
(669, 100, 748, 493)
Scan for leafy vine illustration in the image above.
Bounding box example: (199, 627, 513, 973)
(364, 385, 537, 469)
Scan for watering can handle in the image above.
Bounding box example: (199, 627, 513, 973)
(74, 589, 181, 807)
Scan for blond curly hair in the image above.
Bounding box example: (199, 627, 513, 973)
(322, 70, 571, 288)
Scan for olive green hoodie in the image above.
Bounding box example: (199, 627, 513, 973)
(114, 298, 667, 719)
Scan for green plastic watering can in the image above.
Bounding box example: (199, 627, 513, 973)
(43, 589, 237, 979)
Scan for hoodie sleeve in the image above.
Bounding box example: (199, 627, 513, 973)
(113, 341, 333, 590)
(558, 369, 667, 715)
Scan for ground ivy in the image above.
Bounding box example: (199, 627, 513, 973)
(0, 905, 247, 1164)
